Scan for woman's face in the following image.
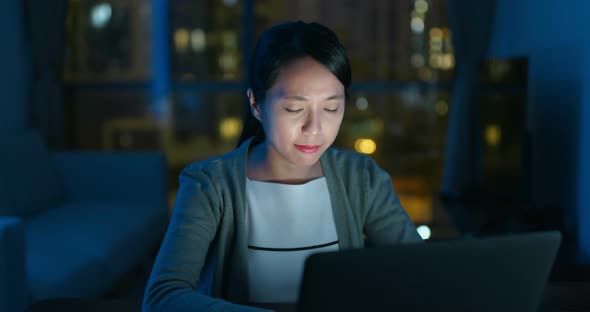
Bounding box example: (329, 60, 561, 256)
(251, 57, 345, 169)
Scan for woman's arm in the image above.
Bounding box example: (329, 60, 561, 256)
(363, 161, 423, 246)
(142, 168, 267, 312)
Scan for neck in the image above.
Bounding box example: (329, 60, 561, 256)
(247, 141, 323, 184)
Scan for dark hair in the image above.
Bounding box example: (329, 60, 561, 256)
(237, 21, 352, 147)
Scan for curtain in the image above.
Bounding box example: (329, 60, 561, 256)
(441, 0, 496, 197)
(0, 0, 29, 131)
(25, 0, 68, 148)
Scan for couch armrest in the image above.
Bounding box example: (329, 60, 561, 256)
(0, 216, 27, 312)
(51, 152, 168, 208)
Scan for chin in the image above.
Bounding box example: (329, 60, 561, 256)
(297, 158, 321, 167)
(292, 152, 323, 167)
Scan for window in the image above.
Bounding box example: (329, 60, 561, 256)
(64, 0, 460, 237)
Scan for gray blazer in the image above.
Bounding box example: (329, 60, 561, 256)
(143, 137, 422, 311)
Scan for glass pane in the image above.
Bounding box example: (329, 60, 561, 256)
(254, 0, 454, 81)
(170, 0, 243, 80)
(479, 58, 528, 215)
(64, 0, 151, 81)
(68, 87, 243, 189)
(336, 90, 449, 176)
(480, 58, 528, 83)
(66, 86, 152, 150)
(167, 90, 244, 187)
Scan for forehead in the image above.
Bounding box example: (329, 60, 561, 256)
(268, 57, 344, 97)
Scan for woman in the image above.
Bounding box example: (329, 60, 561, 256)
(143, 21, 422, 312)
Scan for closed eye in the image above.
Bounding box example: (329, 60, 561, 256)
(285, 108, 303, 114)
(325, 107, 339, 113)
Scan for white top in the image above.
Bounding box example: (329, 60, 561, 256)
(246, 177, 339, 303)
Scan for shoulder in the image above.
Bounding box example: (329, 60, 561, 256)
(184, 147, 243, 174)
(324, 147, 384, 175)
(179, 147, 244, 186)
(323, 147, 392, 193)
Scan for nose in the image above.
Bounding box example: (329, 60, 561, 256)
(302, 110, 322, 136)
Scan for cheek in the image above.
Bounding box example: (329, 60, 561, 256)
(260, 109, 278, 133)
(326, 114, 344, 134)
(263, 113, 298, 141)
(278, 118, 301, 140)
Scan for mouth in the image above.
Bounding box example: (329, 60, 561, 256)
(294, 144, 322, 153)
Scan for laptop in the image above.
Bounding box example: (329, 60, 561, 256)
(297, 231, 562, 312)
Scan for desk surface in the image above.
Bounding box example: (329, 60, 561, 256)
(24, 287, 590, 312)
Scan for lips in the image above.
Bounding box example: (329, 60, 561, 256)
(294, 144, 321, 153)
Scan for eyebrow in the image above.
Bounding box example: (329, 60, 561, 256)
(282, 94, 345, 101)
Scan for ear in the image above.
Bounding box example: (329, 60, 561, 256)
(247, 88, 262, 122)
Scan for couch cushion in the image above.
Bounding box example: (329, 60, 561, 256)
(0, 217, 27, 312)
(25, 200, 166, 301)
(0, 130, 65, 217)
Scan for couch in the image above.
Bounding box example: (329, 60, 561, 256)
(0, 130, 169, 311)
